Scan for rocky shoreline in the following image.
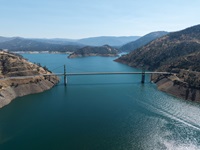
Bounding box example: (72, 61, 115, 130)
(115, 59, 200, 102)
(68, 53, 118, 58)
(115, 25, 200, 102)
(0, 51, 59, 108)
(152, 74, 200, 102)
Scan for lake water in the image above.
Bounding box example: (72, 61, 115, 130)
(0, 53, 200, 150)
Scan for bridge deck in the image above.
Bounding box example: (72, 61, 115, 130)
(0, 72, 172, 80)
(64, 72, 172, 76)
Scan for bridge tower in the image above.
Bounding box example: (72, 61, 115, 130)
(150, 74, 153, 82)
(64, 65, 67, 86)
(141, 67, 145, 84)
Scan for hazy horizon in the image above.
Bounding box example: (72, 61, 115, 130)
(1, 0, 200, 39)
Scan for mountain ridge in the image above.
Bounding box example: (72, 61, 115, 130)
(0, 35, 142, 52)
(0, 35, 141, 48)
(0, 38, 82, 52)
(119, 31, 168, 52)
(77, 36, 140, 46)
(115, 24, 200, 101)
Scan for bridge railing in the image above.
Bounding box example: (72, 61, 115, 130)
(0, 71, 173, 86)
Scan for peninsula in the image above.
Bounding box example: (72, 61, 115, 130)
(0, 50, 59, 108)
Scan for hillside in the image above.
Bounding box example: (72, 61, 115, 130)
(77, 36, 140, 46)
(0, 35, 141, 51)
(0, 36, 16, 43)
(0, 38, 81, 52)
(116, 25, 200, 101)
(120, 31, 168, 52)
(31, 38, 82, 46)
(68, 45, 118, 58)
(0, 50, 59, 108)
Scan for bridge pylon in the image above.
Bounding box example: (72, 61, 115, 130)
(64, 65, 67, 86)
(141, 67, 145, 84)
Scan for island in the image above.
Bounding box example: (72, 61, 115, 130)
(0, 50, 59, 108)
(68, 45, 118, 58)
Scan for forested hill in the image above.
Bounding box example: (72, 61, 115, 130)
(119, 31, 168, 52)
(116, 25, 200, 71)
(0, 38, 81, 52)
(115, 24, 200, 101)
(68, 45, 118, 58)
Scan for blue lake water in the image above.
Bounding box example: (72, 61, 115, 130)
(0, 53, 200, 150)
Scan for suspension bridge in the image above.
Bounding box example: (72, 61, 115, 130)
(0, 65, 173, 86)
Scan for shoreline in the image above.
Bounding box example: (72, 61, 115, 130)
(115, 59, 200, 102)
(152, 74, 200, 102)
(68, 53, 118, 58)
(0, 77, 59, 108)
(2, 51, 199, 107)
(0, 51, 60, 108)
(10, 50, 73, 54)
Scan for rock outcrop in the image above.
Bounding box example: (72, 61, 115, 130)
(0, 51, 59, 108)
(151, 71, 200, 102)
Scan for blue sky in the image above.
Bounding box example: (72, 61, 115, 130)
(0, 0, 199, 39)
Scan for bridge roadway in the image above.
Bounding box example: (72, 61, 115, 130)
(64, 72, 172, 76)
(0, 71, 172, 80)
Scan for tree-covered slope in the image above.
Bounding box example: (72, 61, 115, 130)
(116, 24, 200, 101)
(0, 38, 81, 52)
(68, 45, 118, 58)
(116, 25, 200, 71)
(119, 31, 168, 52)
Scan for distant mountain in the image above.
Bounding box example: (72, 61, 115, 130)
(68, 45, 118, 58)
(77, 36, 140, 46)
(0, 38, 82, 52)
(31, 38, 82, 46)
(120, 31, 168, 52)
(0, 36, 141, 48)
(0, 36, 16, 43)
(116, 24, 200, 101)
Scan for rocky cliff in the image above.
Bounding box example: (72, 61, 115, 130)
(0, 51, 59, 108)
(115, 25, 200, 102)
